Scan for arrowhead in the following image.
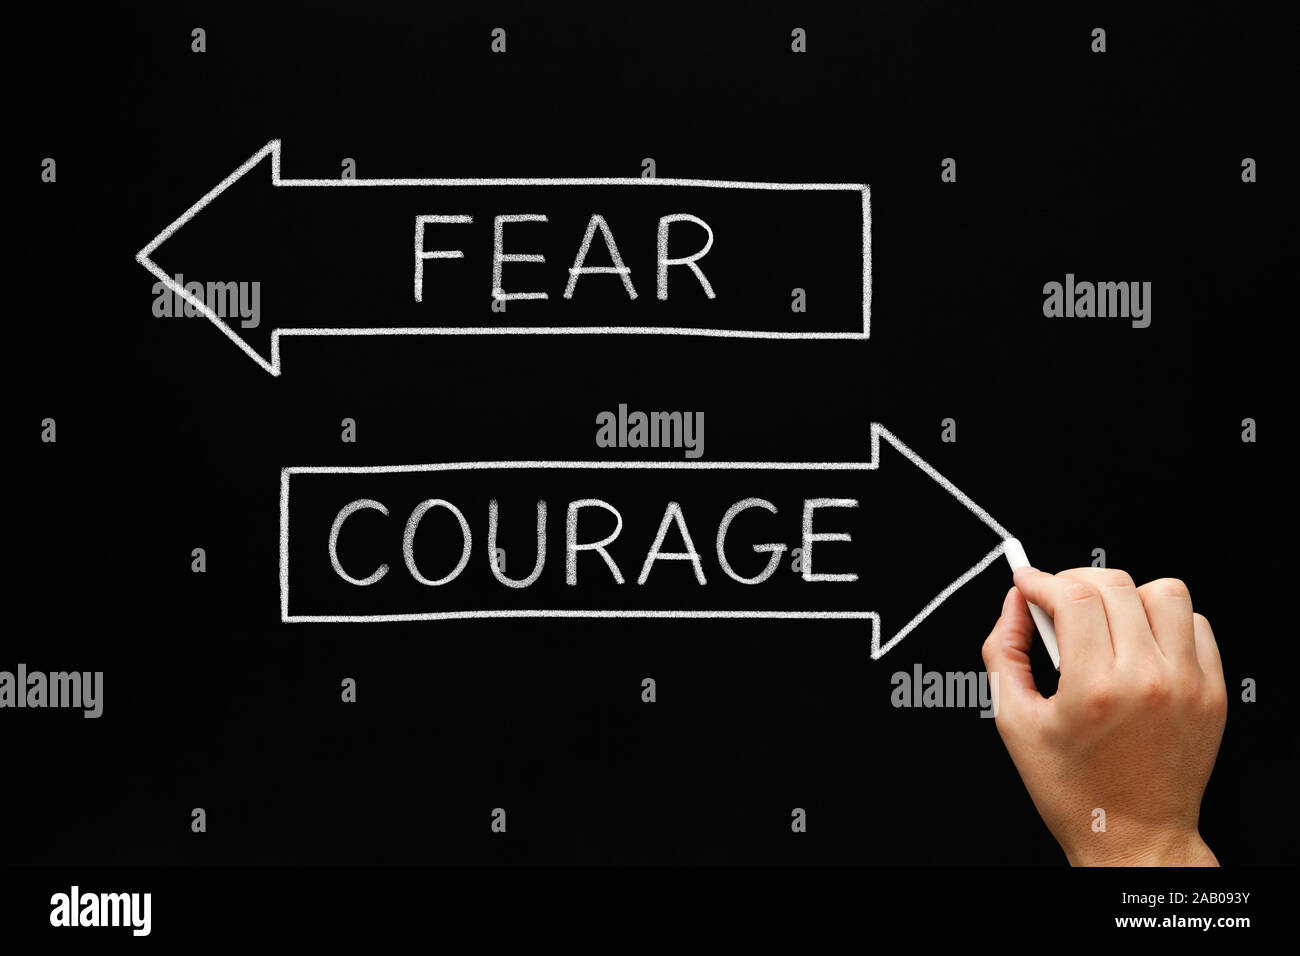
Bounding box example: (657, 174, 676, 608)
(136, 140, 283, 375)
(866, 424, 1010, 659)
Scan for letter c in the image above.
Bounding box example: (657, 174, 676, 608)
(329, 499, 390, 586)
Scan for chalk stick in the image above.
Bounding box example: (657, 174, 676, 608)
(1003, 538, 1061, 669)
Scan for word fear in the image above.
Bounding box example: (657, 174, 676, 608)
(329, 496, 859, 587)
(414, 213, 716, 303)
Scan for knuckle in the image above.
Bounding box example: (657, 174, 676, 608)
(1132, 668, 1170, 704)
(1062, 581, 1099, 606)
(1145, 577, 1191, 602)
(1172, 672, 1202, 705)
(1096, 568, 1136, 590)
(1081, 684, 1118, 717)
(1204, 680, 1229, 716)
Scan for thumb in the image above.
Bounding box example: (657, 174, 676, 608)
(981, 587, 1046, 719)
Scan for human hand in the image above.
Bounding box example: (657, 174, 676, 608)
(981, 567, 1227, 866)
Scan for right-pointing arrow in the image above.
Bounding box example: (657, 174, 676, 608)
(279, 423, 1012, 660)
(137, 139, 871, 376)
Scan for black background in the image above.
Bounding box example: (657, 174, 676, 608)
(9, 0, 1294, 890)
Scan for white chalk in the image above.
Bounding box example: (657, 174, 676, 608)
(1002, 538, 1061, 669)
(137, 140, 873, 376)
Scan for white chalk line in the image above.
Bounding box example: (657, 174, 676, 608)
(137, 140, 872, 375)
(870, 425, 1010, 539)
(275, 326, 869, 340)
(279, 468, 291, 623)
(284, 610, 880, 624)
(869, 541, 1009, 659)
(138, 253, 279, 375)
(139, 140, 281, 259)
(280, 424, 1014, 657)
(278, 178, 868, 190)
(286, 460, 879, 475)
(137, 141, 282, 373)
(862, 185, 871, 338)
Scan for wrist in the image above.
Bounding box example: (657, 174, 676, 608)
(1066, 829, 1218, 867)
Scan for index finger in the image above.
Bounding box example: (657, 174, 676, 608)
(1012, 567, 1114, 673)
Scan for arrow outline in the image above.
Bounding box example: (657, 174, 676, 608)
(137, 139, 872, 376)
(280, 423, 1011, 659)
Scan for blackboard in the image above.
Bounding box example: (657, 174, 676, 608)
(8, 2, 1294, 941)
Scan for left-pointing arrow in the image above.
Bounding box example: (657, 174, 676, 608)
(137, 139, 871, 376)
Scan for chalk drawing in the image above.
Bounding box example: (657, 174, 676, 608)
(137, 140, 871, 375)
(282, 424, 1019, 659)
